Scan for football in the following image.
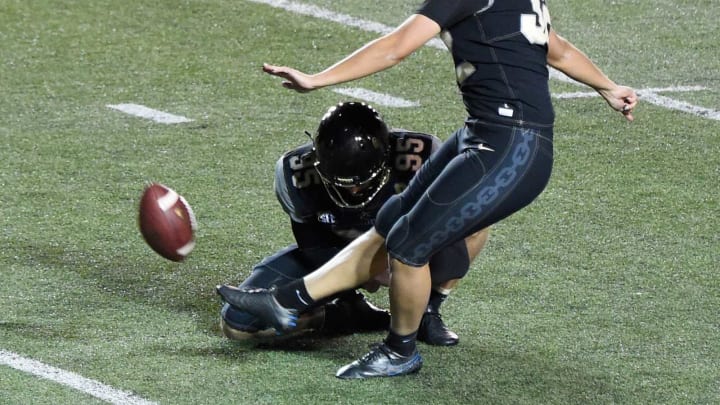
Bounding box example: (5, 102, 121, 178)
(138, 183, 197, 262)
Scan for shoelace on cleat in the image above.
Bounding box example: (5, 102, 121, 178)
(359, 343, 396, 364)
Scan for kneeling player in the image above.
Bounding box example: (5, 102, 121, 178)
(220, 102, 489, 345)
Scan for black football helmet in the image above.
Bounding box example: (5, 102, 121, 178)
(313, 102, 391, 209)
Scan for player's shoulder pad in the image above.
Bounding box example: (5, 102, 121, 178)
(384, 129, 441, 184)
(274, 142, 320, 223)
(389, 129, 442, 155)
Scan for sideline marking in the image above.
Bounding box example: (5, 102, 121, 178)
(246, 0, 718, 120)
(637, 90, 720, 121)
(107, 103, 193, 124)
(0, 350, 157, 405)
(554, 85, 720, 121)
(333, 87, 419, 107)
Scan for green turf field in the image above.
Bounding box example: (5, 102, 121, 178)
(1, 0, 718, 403)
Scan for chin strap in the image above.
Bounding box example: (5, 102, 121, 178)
(322, 167, 391, 209)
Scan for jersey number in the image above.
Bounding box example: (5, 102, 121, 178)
(394, 137, 424, 171)
(520, 0, 549, 45)
(289, 155, 321, 189)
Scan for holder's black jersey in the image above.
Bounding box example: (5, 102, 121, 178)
(418, 0, 554, 128)
(275, 130, 441, 245)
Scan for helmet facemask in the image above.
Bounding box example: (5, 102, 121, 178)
(315, 162, 390, 209)
(312, 102, 391, 209)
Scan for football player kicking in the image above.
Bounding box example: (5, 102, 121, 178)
(220, 101, 489, 345)
(219, 0, 637, 380)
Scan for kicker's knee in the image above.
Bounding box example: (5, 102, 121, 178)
(384, 216, 432, 266)
(375, 194, 403, 238)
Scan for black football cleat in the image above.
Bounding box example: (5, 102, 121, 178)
(417, 311, 459, 346)
(215, 285, 298, 332)
(322, 290, 390, 335)
(335, 343, 423, 379)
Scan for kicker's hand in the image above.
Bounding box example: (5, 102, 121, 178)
(262, 63, 317, 93)
(600, 85, 638, 122)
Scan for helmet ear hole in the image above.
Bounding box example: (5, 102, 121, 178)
(314, 102, 391, 208)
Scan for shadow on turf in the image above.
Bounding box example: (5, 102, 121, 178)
(15, 243, 620, 401)
(13, 240, 388, 349)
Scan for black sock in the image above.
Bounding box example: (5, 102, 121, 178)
(384, 329, 418, 357)
(427, 289, 448, 313)
(275, 279, 315, 312)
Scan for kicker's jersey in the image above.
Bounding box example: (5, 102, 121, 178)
(418, 0, 554, 128)
(274, 130, 441, 244)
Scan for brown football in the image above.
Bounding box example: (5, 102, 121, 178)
(138, 183, 196, 262)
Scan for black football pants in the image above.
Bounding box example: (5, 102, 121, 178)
(376, 120, 554, 266)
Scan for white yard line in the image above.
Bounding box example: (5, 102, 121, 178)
(0, 350, 157, 405)
(553, 85, 708, 99)
(553, 85, 720, 121)
(333, 87, 419, 107)
(636, 90, 720, 121)
(107, 103, 193, 124)
(245, 0, 719, 120)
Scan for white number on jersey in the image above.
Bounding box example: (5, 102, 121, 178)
(520, 0, 550, 45)
(394, 137, 425, 171)
(396, 137, 424, 153)
(289, 155, 321, 189)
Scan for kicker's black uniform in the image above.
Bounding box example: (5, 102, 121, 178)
(222, 130, 471, 331)
(374, 0, 556, 266)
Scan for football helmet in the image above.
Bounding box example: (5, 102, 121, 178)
(313, 102, 391, 209)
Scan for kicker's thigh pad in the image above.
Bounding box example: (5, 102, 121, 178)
(377, 130, 463, 239)
(385, 124, 553, 266)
